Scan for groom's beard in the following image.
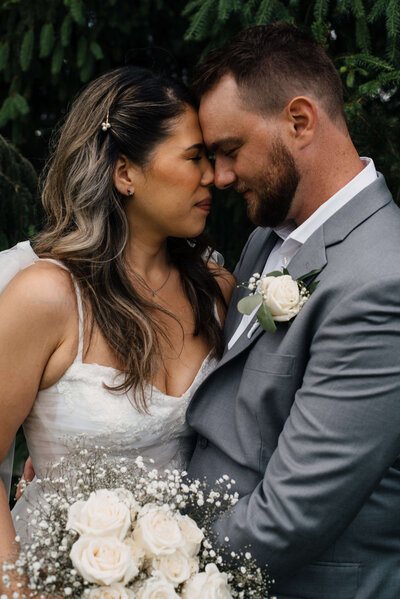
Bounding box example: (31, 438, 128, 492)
(238, 139, 300, 228)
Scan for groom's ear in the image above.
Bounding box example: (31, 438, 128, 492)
(113, 154, 136, 196)
(285, 96, 317, 149)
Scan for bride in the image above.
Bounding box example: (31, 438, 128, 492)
(0, 66, 234, 576)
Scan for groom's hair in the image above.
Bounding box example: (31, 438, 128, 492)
(192, 22, 346, 124)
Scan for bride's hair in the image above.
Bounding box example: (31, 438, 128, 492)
(34, 65, 225, 410)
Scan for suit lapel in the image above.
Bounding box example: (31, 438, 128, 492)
(215, 174, 393, 373)
(287, 225, 327, 281)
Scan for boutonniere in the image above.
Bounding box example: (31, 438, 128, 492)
(237, 268, 321, 333)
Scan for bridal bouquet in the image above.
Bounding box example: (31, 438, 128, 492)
(4, 445, 270, 598)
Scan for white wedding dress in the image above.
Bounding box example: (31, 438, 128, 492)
(0, 242, 218, 538)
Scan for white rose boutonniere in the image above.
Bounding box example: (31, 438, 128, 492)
(237, 268, 321, 333)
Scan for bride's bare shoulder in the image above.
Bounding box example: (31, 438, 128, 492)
(207, 261, 236, 305)
(0, 260, 76, 317)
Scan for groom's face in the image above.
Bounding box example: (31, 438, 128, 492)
(199, 75, 300, 227)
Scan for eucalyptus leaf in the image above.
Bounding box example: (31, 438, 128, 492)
(265, 270, 282, 277)
(257, 304, 277, 333)
(297, 268, 323, 282)
(237, 293, 262, 315)
(308, 281, 320, 294)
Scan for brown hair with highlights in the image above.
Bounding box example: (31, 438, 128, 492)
(34, 66, 225, 411)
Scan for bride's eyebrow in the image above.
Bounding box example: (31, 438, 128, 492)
(184, 143, 205, 151)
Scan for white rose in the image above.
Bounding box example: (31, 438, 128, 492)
(124, 538, 145, 570)
(258, 275, 276, 296)
(67, 490, 131, 540)
(70, 535, 139, 585)
(133, 508, 183, 558)
(151, 549, 198, 586)
(113, 488, 140, 521)
(136, 574, 179, 599)
(87, 583, 136, 599)
(263, 275, 301, 321)
(181, 563, 233, 599)
(177, 515, 204, 557)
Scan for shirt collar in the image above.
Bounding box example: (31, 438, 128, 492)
(273, 220, 296, 242)
(289, 157, 377, 246)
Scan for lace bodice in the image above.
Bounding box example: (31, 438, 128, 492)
(25, 353, 216, 477)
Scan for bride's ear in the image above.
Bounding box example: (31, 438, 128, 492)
(113, 154, 136, 197)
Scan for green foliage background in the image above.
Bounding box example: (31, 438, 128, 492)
(0, 0, 399, 490)
(1, 0, 400, 267)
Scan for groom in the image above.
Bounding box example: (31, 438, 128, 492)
(187, 23, 400, 598)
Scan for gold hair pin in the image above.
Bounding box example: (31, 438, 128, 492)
(101, 111, 111, 131)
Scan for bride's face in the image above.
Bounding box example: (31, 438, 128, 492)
(120, 106, 214, 240)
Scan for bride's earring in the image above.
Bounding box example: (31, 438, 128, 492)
(127, 190, 133, 197)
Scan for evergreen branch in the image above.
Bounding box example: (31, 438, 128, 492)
(20, 28, 34, 72)
(0, 42, 9, 72)
(39, 22, 55, 59)
(311, 20, 331, 44)
(182, 0, 204, 17)
(255, 0, 275, 25)
(385, 0, 400, 39)
(313, 0, 330, 23)
(368, 0, 386, 23)
(217, 0, 233, 22)
(349, 0, 366, 19)
(51, 41, 63, 75)
(242, 0, 259, 22)
(355, 17, 371, 54)
(343, 53, 394, 72)
(184, 0, 216, 41)
(60, 13, 73, 47)
(70, 0, 85, 26)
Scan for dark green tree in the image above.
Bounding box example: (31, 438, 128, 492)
(0, 0, 399, 266)
(0, 134, 39, 250)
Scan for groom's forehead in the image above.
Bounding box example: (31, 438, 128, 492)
(198, 78, 247, 143)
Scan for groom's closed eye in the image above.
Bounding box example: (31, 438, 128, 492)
(224, 147, 239, 157)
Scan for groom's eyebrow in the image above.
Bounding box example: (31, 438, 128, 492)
(208, 137, 242, 152)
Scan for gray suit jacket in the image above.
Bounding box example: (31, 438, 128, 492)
(187, 175, 400, 599)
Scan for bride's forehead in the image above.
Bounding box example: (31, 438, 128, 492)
(157, 110, 203, 149)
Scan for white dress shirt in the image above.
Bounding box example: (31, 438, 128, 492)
(228, 157, 378, 349)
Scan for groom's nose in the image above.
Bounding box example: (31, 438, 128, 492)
(214, 159, 236, 190)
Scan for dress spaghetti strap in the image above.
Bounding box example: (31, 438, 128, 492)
(39, 258, 84, 362)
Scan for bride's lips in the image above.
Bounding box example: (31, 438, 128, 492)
(194, 196, 212, 213)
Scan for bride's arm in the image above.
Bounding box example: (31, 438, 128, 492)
(0, 263, 72, 588)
